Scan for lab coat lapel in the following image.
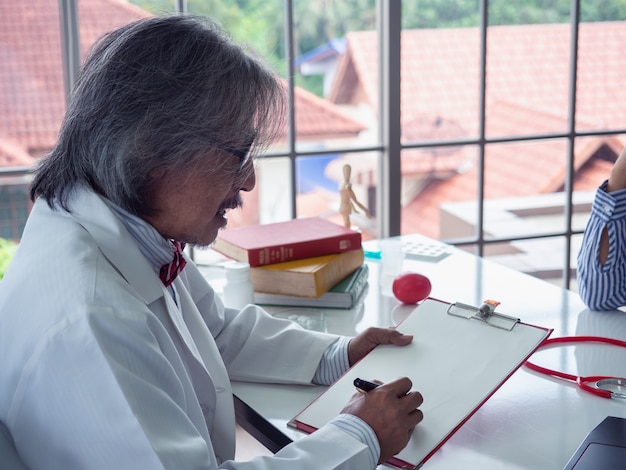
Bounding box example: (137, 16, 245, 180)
(174, 283, 236, 461)
(161, 286, 209, 374)
(69, 189, 236, 459)
(151, 282, 235, 460)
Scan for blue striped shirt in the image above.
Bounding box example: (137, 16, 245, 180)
(577, 181, 626, 310)
(103, 199, 379, 463)
(102, 198, 174, 276)
(102, 198, 181, 302)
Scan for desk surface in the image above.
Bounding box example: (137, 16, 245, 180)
(206, 235, 626, 469)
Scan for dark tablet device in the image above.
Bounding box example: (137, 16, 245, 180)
(563, 416, 626, 469)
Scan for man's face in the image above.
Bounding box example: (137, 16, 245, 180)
(145, 154, 255, 247)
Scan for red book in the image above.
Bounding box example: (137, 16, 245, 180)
(213, 217, 362, 267)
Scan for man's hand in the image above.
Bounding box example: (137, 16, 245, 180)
(341, 377, 424, 464)
(347, 327, 413, 366)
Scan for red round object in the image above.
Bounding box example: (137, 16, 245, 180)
(392, 272, 432, 304)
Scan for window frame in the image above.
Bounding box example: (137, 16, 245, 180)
(44, 0, 626, 291)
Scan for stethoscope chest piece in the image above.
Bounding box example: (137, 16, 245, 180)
(595, 378, 626, 399)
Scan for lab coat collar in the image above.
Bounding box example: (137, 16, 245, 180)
(64, 188, 213, 376)
(65, 188, 165, 305)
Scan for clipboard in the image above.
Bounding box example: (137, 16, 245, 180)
(288, 297, 552, 469)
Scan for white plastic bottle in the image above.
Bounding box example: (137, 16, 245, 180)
(223, 261, 254, 309)
(379, 239, 404, 296)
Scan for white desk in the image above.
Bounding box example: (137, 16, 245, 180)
(213, 235, 626, 469)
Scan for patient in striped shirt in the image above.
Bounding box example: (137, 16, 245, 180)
(578, 144, 626, 310)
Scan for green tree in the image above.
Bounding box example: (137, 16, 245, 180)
(581, 0, 626, 21)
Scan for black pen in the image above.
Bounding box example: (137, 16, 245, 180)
(354, 377, 380, 393)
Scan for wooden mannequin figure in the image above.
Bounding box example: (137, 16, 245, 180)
(338, 163, 372, 228)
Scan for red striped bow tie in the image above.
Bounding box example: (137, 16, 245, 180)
(160, 240, 187, 287)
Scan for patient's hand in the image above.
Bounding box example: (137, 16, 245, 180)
(608, 145, 626, 192)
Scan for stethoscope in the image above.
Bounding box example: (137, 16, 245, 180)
(525, 336, 626, 399)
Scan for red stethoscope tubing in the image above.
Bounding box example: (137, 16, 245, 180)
(525, 336, 626, 399)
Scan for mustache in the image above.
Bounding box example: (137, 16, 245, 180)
(219, 194, 243, 212)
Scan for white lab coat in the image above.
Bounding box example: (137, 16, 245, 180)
(0, 188, 374, 469)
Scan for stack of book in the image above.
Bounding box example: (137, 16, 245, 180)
(212, 217, 368, 308)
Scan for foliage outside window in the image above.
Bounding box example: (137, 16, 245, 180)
(0, 238, 17, 280)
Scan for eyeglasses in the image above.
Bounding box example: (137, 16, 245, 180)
(218, 133, 256, 163)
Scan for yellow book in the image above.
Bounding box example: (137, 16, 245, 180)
(249, 248, 364, 298)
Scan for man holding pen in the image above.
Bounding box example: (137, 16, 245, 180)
(0, 14, 423, 470)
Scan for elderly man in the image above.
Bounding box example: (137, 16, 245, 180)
(0, 15, 423, 470)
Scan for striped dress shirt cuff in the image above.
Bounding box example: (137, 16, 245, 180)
(312, 336, 351, 385)
(329, 413, 380, 468)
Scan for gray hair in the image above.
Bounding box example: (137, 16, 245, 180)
(30, 15, 286, 216)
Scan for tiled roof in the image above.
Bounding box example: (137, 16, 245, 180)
(293, 86, 366, 140)
(330, 22, 626, 134)
(0, 0, 364, 165)
(0, 0, 149, 157)
(328, 22, 626, 238)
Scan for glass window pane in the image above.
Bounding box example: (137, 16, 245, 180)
(399, 1, 483, 243)
(0, 176, 31, 241)
(255, 156, 293, 225)
(576, 20, 626, 132)
(572, 135, 626, 232)
(571, 232, 584, 294)
(485, 21, 572, 138)
(296, 153, 340, 218)
(293, 0, 380, 235)
(296, 152, 377, 239)
(401, 1, 482, 141)
(482, 139, 569, 237)
(402, 145, 479, 240)
(482, 237, 569, 287)
(1, 3, 65, 164)
(187, 0, 285, 74)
